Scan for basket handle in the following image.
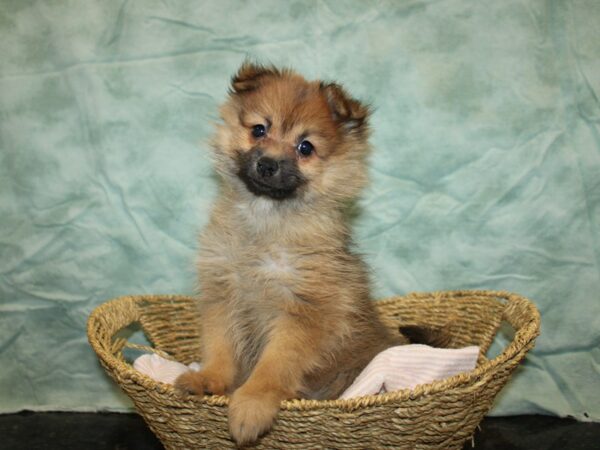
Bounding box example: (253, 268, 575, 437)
(87, 296, 145, 372)
(502, 293, 540, 335)
(123, 342, 177, 361)
(495, 292, 541, 362)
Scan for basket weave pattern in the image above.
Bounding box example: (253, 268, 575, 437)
(87, 290, 540, 449)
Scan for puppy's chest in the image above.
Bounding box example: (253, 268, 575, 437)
(199, 239, 300, 305)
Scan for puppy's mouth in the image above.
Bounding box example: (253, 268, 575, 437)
(236, 149, 305, 201)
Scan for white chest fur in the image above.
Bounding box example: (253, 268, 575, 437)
(198, 238, 299, 303)
(258, 251, 295, 278)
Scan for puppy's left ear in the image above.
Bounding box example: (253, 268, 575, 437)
(230, 62, 280, 94)
(320, 82, 370, 135)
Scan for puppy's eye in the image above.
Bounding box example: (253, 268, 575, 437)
(251, 124, 266, 138)
(298, 140, 314, 157)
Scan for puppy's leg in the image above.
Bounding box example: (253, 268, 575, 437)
(228, 317, 321, 445)
(176, 301, 236, 396)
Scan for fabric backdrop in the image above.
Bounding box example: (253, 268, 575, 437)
(0, 0, 598, 420)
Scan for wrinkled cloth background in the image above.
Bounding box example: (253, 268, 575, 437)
(0, 0, 598, 420)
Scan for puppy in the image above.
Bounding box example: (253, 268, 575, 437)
(176, 62, 406, 445)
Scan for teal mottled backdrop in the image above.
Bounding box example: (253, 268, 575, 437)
(0, 0, 598, 420)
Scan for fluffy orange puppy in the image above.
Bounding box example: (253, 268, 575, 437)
(176, 62, 405, 445)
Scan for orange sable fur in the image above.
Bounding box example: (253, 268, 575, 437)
(175, 62, 406, 445)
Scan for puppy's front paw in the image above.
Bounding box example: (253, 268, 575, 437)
(175, 370, 227, 396)
(228, 388, 280, 445)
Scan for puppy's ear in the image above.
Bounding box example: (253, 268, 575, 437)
(230, 62, 280, 94)
(320, 82, 370, 134)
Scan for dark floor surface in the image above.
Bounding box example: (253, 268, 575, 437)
(0, 412, 598, 450)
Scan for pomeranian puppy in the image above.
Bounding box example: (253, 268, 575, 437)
(176, 62, 406, 445)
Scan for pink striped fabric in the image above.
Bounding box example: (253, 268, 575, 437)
(134, 345, 479, 400)
(339, 344, 480, 399)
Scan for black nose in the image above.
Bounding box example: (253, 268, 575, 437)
(256, 156, 279, 178)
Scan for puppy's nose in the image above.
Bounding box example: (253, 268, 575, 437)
(256, 156, 279, 178)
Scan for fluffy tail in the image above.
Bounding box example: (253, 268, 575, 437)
(399, 321, 456, 348)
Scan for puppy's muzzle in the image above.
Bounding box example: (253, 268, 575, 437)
(237, 149, 305, 200)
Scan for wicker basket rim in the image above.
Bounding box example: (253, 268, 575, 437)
(87, 290, 540, 412)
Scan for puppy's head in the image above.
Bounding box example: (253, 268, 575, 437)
(213, 62, 371, 206)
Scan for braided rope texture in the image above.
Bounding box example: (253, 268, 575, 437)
(87, 291, 540, 449)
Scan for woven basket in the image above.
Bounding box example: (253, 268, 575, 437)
(87, 290, 540, 449)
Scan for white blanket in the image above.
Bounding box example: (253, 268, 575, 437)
(134, 344, 479, 399)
